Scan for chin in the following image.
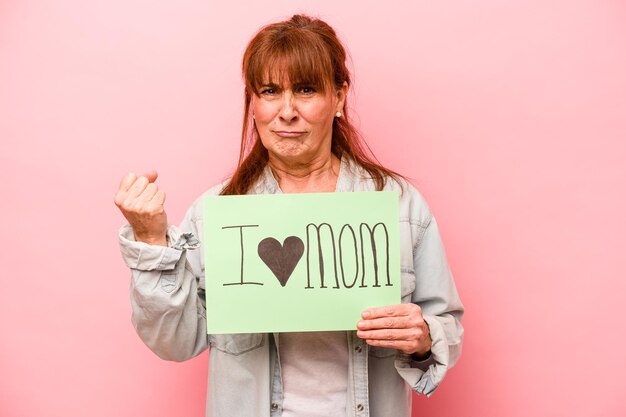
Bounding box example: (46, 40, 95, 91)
(273, 144, 307, 157)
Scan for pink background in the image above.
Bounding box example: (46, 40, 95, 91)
(1, 1, 625, 416)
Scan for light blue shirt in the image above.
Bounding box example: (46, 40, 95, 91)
(118, 157, 464, 417)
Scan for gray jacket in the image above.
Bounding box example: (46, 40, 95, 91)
(118, 158, 464, 417)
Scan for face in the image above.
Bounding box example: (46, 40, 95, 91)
(251, 79, 347, 165)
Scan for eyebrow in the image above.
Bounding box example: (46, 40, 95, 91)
(259, 81, 319, 89)
(292, 81, 319, 89)
(256, 82, 284, 93)
(259, 83, 281, 89)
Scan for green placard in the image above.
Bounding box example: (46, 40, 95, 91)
(203, 192, 400, 334)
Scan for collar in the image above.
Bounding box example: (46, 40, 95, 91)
(252, 156, 359, 194)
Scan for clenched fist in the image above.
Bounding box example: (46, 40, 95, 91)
(114, 171, 168, 246)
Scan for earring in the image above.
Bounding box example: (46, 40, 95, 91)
(335, 111, 342, 118)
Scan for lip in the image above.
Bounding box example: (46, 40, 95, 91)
(273, 130, 306, 138)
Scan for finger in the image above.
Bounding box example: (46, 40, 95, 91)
(356, 328, 424, 342)
(361, 304, 416, 320)
(114, 173, 137, 207)
(151, 189, 166, 206)
(357, 315, 421, 331)
(125, 175, 150, 200)
(362, 338, 417, 353)
(118, 172, 137, 193)
(138, 182, 159, 203)
(141, 170, 158, 183)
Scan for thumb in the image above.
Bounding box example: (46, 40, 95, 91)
(142, 170, 158, 183)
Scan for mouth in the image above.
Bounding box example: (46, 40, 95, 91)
(273, 130, 306, 138)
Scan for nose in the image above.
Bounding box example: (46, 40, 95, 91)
(278, 91, 298, 122)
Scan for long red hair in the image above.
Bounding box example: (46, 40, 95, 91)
(220, 14, 401, 195)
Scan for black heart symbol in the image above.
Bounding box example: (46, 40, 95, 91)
(257, 236, 304, 287)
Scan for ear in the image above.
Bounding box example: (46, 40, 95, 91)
(335, 81, 349, 112)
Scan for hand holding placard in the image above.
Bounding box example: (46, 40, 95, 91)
(357, 303, 432, 356)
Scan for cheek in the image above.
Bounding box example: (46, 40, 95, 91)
(253, 102, 278, 125)
(300, 102, 333, 125)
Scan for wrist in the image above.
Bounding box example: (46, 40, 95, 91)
(411, 347, 431, 361)
(134, 233, 168, 246)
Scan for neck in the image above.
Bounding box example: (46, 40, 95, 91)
(269, 154, 340, 193)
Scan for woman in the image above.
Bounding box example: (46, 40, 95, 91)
(115, 14, 463, 417)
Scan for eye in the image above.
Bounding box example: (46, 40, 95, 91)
(298, 86, 316, 95)
(260, 88, 276, 96)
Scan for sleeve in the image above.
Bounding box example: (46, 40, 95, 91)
(118, 204, 209, 362)
(394, 215, 464, 396)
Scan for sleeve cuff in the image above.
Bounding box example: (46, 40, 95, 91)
(410, 351, 437, 372)
(394, 315, 450, 396)
(118, 224, 199, 271)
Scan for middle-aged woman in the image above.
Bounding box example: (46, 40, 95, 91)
(115, 14, 464, 417)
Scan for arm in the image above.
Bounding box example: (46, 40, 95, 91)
(115, 172, 209, 361)
(119, 217, 208, 361)
(399, 215, 464, 395)
(355, 179, 464, 395)
(356, 215, 464, 396)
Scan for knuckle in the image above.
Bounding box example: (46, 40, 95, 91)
(120, 200, 133, 211)
(385, 318, 395, 328)
(146, 204, 163, 215)
(137, 206, 151, 215)
(131, 203, 146, 214)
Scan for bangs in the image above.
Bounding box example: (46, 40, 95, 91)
(245, 30, 335, 94)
